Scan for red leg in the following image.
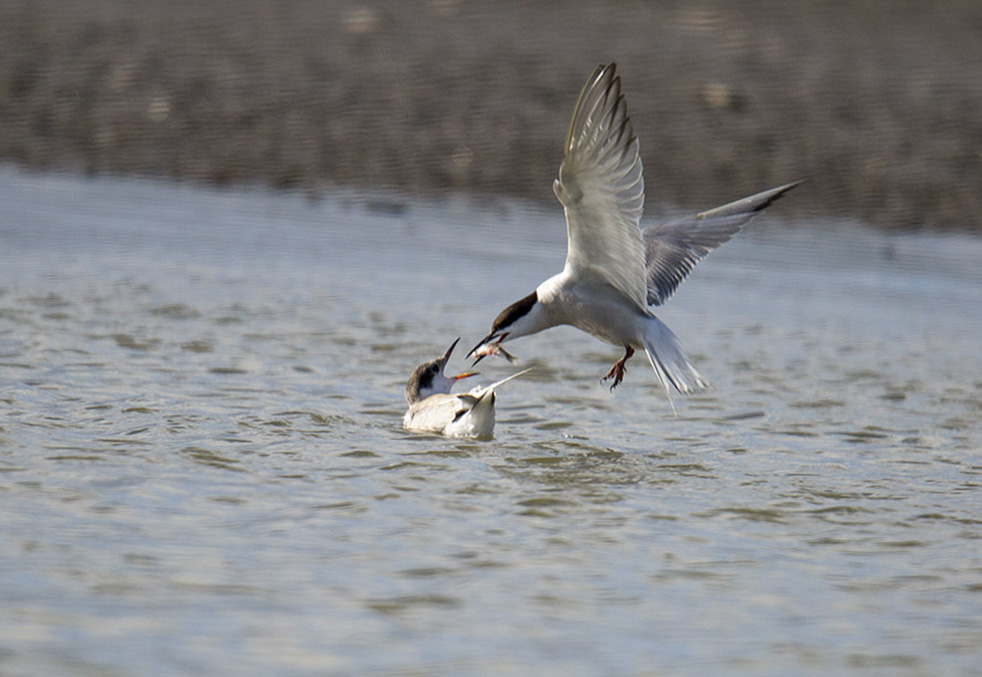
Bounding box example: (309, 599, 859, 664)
(601, 345, 635, 391)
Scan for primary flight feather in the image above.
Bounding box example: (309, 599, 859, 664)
(468, 63, 798, 407)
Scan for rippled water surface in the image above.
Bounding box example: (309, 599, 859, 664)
(2, 167, 981, 675)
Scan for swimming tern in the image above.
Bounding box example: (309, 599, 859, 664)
(467, 63, 799, 408)
(403, 338, 531, 438)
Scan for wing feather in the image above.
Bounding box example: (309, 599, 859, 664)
(554, 63, 647, 309)
(403, 394, 476, 433)
(643, 181, 801, 306)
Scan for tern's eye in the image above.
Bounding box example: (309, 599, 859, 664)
(431, 365, 439, 374)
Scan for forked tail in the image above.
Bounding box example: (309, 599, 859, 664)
(465, 368, 534, 437)
(473, 368, 534, 402)
(641, 315, 707, 415)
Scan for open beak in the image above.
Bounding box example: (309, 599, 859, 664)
(442, 338, 477, 379)
(443, 337, 462, 361)
(467, 332, 498, 364)
(468, 333, 517, 366)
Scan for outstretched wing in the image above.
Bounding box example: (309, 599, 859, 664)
(643, 181, 801, 306)
(554, 63, 647, 310)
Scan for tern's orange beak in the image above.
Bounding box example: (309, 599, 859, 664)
(453, 372, 479, 381)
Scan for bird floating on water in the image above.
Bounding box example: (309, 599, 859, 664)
(468, 63, 799, 410)
(403, 338, 531, 438)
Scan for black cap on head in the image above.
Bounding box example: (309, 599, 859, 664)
(405, 358, 441, 405)
(491, 291, 537, 333)
(467, 291, 538, 362)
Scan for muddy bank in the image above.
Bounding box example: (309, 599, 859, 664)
(2, 0, 980, 229)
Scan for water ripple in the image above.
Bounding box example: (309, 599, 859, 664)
(2, 169, 982, 675)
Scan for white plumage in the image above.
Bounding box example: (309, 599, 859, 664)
(402, 339, 530, 438)
(469, 63, 799, 408)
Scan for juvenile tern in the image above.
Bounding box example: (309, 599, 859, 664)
(468, 63, 799, 406)
(403, 338, 531, 438)
(404, 338, 477, 404)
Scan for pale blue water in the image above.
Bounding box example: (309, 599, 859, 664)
(1, 166, 981, 676)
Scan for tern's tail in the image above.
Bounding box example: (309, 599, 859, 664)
(482, 368, 534, 396)
(471, 367, 534, 404)
(641, 316, 707, 413)
(456, 368, 533, 439)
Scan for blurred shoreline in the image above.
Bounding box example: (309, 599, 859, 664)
(2, 0, 980, 230)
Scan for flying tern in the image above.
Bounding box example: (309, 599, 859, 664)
(468, 62, 799, 407)
(403, 338, 531, 438)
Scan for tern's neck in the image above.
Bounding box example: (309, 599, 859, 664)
(536, 272, 568, 303)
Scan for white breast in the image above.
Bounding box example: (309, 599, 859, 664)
(539, 268, 649, 348)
